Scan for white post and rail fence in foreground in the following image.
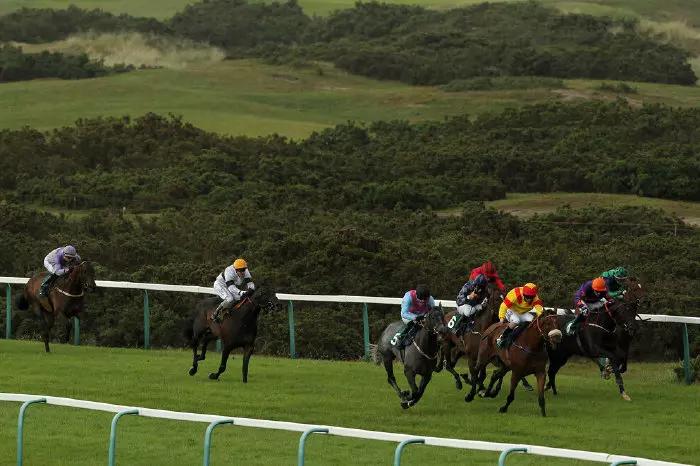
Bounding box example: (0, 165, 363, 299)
(1, 277, 698, 384)
(0, 393, 692, 466)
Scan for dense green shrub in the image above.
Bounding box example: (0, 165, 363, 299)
(441, 76, 565, 92)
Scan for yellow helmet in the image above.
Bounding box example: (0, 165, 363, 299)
(233, 258, 248, 270)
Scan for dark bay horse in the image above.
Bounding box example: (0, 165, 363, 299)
(373, 306, 447, 409)
(467, 312, 562, 416)
(186, 289, 271, 383)
(545, 279, 644, 401)
(16, 261, 97, 352)
(437, 285, 534, 393)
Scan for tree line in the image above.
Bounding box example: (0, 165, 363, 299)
(0, 1, 696, 86)
(0, 104, 697, 359)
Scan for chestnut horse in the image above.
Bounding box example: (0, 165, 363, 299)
(16, 261, 97, 352)
(467, 311, 562, 416)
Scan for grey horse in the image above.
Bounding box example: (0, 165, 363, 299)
(373, 306, 447, 409)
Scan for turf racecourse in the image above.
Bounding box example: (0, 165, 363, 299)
(0, 340, 696, 465)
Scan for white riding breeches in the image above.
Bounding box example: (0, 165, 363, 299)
(504, 309, 535, 325)
(457, 303, 479, 317)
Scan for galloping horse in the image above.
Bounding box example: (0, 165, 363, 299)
(438, 285, 501, 390)
(546, 278, 644, 401)
(373, 306, 447, 409)
(186, 289, 273, 383)
(467, 311, 562, 416)
(16, 261, 97, 352)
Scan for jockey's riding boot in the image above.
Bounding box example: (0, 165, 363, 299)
(566, 313, 585, 335)
(496, 327, 513, 349)
(212, 301, 226, 323)
(39, 273, 57, 297)
(396, 321, 415, 347)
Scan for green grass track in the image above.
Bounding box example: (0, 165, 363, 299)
(0, 340, 697, 465)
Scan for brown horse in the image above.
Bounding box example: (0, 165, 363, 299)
(186, 289, 273, 383)
(437, 285, 501, 390)
(467, 311, 562, 416)
(16, 261, 97, 352)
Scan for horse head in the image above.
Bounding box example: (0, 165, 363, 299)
(610, 277, 644, 337)
(72, 261, 97, 293)
(536, 310, 563, 349)
(422, 304, 447, 335)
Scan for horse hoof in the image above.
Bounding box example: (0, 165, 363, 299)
(455, 381, 463, 391)
(621, 393, 631, 401)
(477, 390, 486, 398)
(208, 373, 219, 380)
(188, 367, 197, 376)
(400, 401, 410, 410)
(464, 394, 474, 403)
(498, 407, 508, 413)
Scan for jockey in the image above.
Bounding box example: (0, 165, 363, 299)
(601, 266, 629, 299)
(469, 260, 506, 294)
(394, 284, 436, 347)
(212, 258, 255, 322)
(450, 274, 489, 335)
(39, 245, 81, 297)
(566, 277, 610, 335)
(496, 283, 544, 348)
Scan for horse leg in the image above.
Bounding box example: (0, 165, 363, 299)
(209, 345, 232, 380)
(536, 371, 547, 417)
(545, 357, 567, 395)
(498, 372, 520, 414)
(383, 355, 407, 400)
(464, 361, 482, 403)
(434, 345, 445, 373)
(62, 316, 72, 344)
(401, 369, 420, 409)
(189, 330, 209, 376)
(407, 372, 433, 408)
(42, 312, 54, 353)
(241, 344, 254, 383)
(445, 349, 464, 390)
(520, 377, 534, 391)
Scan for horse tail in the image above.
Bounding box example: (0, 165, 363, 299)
(16, 290, 29, 310)
(369, 343, 382, 365)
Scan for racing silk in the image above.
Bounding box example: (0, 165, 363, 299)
(44, 247, 81, 276)
(574, 280, 608, 308)
(601, 269, 626, 299)
(456, 278, 487, 306)
(498, 287, 543, 320)
(214, 265, 255, 302)
(400, 290, 436, 321)
(469, 266, 505, 292)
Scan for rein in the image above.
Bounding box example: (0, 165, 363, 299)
(511, 314, 557, 355)
(55, 287, 84, 298)
(412, 340, 439, 360)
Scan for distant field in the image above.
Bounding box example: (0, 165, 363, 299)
(1, 0, 699, 22)
(0, 59, 561, 138)
(437, 193, 700, 225)
(0, 339, 697, 465)
(3, 58, 700, 138)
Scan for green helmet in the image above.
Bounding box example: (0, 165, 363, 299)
(612, 267, 628, 279)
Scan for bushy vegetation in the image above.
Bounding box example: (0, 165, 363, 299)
(597, 82, 638, 94)
(0, 1, 696, 86)
(0, 104, 697, 359)
(0, 44, 133, 82)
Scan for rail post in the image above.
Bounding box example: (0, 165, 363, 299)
(16, 398, 46, 466)
(682, 323, 692, 385)
(297, 427, 328, 466)
(393, 438, 424, 466)
(108, 409, 139, 466)
(73, 317, 80, 345)
(362, 303, 370, 360)
(498, 447, 528, 466)
(143, 290, 150, 350)
(202, 419, 234, 466)
(288, 300, 296, 359)
(5, 283, 11, 339)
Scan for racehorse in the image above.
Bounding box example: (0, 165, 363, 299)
(16, 261, 97, 353)
(373, 306, 447, 409)
(467, 311, 562, 416)
(437, 285, 534, 392)
(545, 278, 644, 401)
(186, 289, 273, 383)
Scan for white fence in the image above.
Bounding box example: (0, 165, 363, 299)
(0, 393, 691, 466)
